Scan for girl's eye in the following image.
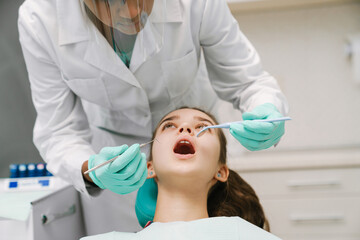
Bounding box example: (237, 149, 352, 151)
(162, 122, 176, 130)
(196, 123, 208, 130)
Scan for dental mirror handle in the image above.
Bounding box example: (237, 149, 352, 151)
(197, 117, 291, 137)
(225, 116, 292, 128)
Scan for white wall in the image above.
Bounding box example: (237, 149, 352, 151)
(219, 2, 360, 153)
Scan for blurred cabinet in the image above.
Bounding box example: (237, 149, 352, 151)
(231, 148, 360, 240)
(240, 167, 360, 239)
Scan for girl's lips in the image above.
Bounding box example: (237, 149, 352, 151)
(173, 152, 195, 160)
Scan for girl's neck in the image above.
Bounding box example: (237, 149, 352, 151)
(153, 184, 209, 223)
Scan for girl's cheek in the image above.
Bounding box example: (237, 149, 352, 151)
(201, 137, 221, 157)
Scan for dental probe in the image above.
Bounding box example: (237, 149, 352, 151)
(196, 117, 292, 137)
(84, 139, 157, 175)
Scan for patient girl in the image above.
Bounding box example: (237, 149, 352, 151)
(82, 108, 281, 240)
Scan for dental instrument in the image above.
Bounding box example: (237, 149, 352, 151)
(85, 139, 157, 175)
(196, 117, 292, 137)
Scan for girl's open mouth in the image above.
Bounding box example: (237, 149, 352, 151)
(173, 138, 195, 155)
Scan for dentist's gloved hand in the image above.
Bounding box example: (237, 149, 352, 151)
(230, 103, 285, 151)
(88, 144, 147, 194)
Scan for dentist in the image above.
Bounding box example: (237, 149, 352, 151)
(18, 0, 288, 235)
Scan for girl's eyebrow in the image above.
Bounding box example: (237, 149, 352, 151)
(194, 116, 215, 125)
(159, 115, 179, 126)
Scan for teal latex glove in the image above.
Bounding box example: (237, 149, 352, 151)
(230, 103, 285, 151)
(88, 144, 147, 195)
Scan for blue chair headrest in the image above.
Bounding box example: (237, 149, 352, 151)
(135, 178, 158, 227)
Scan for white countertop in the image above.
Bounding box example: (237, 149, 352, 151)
(229, 147, 360, 172)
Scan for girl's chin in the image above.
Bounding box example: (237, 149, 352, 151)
(160, 168, 204, 180)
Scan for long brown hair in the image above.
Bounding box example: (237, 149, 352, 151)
(151, 107, 269, 230)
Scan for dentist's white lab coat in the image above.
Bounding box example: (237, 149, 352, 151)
(18, 0, 288, 235)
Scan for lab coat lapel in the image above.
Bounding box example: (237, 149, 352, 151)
(164, 0, 183, 23)
(57, 0, 141, 88)
(83, 29, 141, 88)
(130, 0, 183, 72)
(57, 0, 88, 45)
(57, 0, 183, 87)
(129, 21, 162, 73)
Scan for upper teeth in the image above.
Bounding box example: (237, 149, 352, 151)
(180, 140, 190, 144)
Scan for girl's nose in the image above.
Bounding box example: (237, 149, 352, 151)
(178, 123, 193, 135)
(179, 127, 192, 134)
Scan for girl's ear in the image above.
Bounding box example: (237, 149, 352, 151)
(147, 161, 157, 179)
(214, 165, 229, 182)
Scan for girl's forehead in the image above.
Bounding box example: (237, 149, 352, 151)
(163, 108, 212, 121)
